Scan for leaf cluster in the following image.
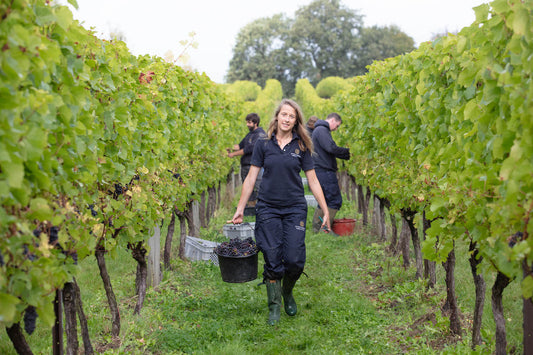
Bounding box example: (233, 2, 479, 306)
(332, 0, 533, 297)
(0, 0, 242, 327)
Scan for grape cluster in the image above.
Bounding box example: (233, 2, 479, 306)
(88, 204, 98, 217)
(508, 231, 522, 248)
(215, 237, 258, 257)
(167, 169, 183, 183)
(23, 306, 38, 335)
(112, 183, 124, 199)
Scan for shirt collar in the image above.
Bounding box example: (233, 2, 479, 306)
(272, 131, 299, 143)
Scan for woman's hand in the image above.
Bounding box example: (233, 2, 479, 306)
(321, 210, 331, 233)
(228, 209, 244, 225)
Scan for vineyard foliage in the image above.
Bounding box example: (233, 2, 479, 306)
(294, 78, 335, 120)
(0, 0, 243, 326)
(334, 0, 532, 297)
(242, 79, 283, 125)
(221, 80, 261, 102)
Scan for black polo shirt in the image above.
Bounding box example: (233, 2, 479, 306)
(238, 127, 266, 167)
(251, 133, 314, 207)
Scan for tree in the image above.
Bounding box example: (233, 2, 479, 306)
(357, 25, 415, 72)
(226, 14, 291, 89)
(226, 0, 414, 97)
(287, 0, 363, 87)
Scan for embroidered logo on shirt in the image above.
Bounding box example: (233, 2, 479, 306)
(291, 148, 301, 158)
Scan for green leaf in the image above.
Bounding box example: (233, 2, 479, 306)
(510, 7, 528, 35)
(29, 198, 53, 221)
(522, 275, 533, 299)
(67, 0, 79, 9)
(0, 293, 21, 323)
(2, 161, 24, 188)
(54, 6, 73, 31)
(473, 4, 490, 23)
(0, 88, 18, 109)
(36, 301, 56, 327)
(35, 5, 57, 26)
(25, 127, 48, 161)
(10, 187, 30, 206)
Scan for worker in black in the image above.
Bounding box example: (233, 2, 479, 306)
(229, 99, 331, 326)
(228, 113, 266, 205)
(311, 113, 350, 234)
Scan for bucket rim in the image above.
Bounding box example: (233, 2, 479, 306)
(333, 218, 356, 223)
(215, 250, 258, 258)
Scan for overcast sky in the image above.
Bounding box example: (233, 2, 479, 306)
(60, 0, 488, 83)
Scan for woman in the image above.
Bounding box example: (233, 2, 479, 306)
(229, 99, 331, 325)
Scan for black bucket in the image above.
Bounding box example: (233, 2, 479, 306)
(216, 251, 258, 283)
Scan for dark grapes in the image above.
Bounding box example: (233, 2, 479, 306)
(215, 237, 258, 257)
(508, 231, 522, 248)
(168, 170, 183, 182)
(88, 204, 98, 217)
(23, 245, 36, 261)
(49, 226, 59, 244)
(113, 183, 123, 199)
(23, 306, 38, 335)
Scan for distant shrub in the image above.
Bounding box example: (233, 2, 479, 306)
(224, 80, 261, 101)
(243, 79, 283, 122)
(316, 77, 352, 99)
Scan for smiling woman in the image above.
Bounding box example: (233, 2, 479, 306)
(228, 98, 333, 325)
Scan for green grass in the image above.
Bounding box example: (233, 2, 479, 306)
(0, 193, 523, 354)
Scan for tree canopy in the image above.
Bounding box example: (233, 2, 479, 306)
(226, 0, 415, 96)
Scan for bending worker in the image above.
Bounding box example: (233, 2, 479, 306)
(311, 113, 350, 233)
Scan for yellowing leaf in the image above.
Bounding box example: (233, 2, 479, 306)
(39, 234, 52, 257)
(92, 223, 104, 237)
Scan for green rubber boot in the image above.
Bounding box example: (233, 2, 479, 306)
(266, 279, 282, 325)
(282, 275, 299, 316)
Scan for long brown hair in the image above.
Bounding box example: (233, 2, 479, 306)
(267, 99, 314, 153)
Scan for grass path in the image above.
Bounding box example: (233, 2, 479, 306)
(0, 203, 522, 354)
(144, 232, 396, 354)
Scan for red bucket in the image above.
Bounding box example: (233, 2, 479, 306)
(332, 218, 356, 236)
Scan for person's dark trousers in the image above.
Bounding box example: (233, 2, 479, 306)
(315, 170, 342, 209)
(255, 201, 307, 323)
(255, 201, 307, 280)
(313, 169, 342, 232)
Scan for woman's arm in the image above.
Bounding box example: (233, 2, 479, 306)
(305, 169, 331, 232)
(228, 165, 261, 224)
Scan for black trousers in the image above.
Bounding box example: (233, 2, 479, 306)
(255, 200, 307, 280)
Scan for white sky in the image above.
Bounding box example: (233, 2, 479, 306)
(59, 0, 488, 83)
